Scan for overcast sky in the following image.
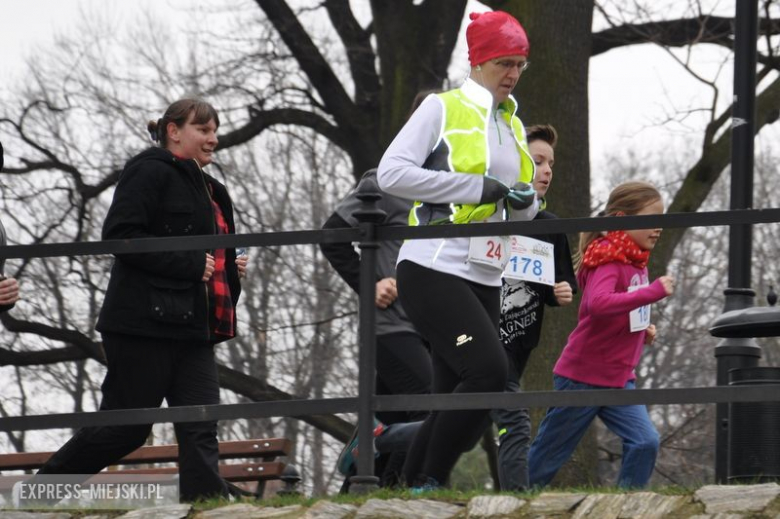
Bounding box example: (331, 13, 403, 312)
(1, 0, 777, 190)
(1, 1, 149, 74)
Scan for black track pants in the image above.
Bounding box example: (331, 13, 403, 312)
(376, 332, 432, 424)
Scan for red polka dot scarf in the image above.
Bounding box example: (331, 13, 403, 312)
(582, 231, 650, 270)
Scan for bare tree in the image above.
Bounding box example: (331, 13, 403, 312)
(4, 0, 780, 490)
(0, 9, 361, 493)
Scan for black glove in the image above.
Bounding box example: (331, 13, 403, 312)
(506, 181, 536, 210)
(479, 176, 510, 204)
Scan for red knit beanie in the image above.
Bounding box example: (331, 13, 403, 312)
(466, 11, 530, 67)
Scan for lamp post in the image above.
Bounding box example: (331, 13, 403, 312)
(710, 0, 760, 484)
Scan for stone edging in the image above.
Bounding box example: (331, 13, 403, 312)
(2, 483, 780, 518)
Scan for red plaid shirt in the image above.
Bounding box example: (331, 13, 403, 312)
(209, 193, 235, 338)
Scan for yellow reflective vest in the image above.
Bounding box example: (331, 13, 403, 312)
(409, 88, 535, 226)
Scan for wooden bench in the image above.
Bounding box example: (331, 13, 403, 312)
(0, 438, 297, 497)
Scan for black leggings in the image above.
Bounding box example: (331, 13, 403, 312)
(397, 261, 507, 484)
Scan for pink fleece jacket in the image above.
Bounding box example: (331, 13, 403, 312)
(553, 261, 668, 388)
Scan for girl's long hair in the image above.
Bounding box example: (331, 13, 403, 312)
(574, 181, 661, 271)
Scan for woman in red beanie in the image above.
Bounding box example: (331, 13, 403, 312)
(377, 10, 538, 490)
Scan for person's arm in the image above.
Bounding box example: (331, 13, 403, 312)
(102, 162, 205, 281)
(320, 211, 400, 308)
(545, 231, 579, 307)
(377, 96, 485, 204)
(584, 264, 669, 317)
(320, 212, 361, 294)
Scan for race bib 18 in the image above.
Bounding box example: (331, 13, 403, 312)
(628, 284, 651, 332)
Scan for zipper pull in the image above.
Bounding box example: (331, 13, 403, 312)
(493, 110, 503, 145)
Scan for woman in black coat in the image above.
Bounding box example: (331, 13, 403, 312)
(37, 99, 246, 502)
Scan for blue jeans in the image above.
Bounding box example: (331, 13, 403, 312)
(376, 421, 422, 453)
(528, 375, 659, 489)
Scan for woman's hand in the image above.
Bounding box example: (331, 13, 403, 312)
(506, 181, 536, 210)
(236, 254, 249, 279)
(479, 176, 510, 204)
(202, 253, 215, 282)
(644, 324, 657, 345)
(375, 277, 398, 309)
(0, 277, 20, 306)
(553, 281, 573, 306)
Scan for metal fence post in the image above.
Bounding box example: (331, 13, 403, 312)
(712, 0, 760, 484)
(349, 175, 386, 493)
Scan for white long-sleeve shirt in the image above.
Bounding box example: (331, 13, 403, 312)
(377, 79, 538, 287)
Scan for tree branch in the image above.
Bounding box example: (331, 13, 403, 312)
(592, 16, 780, 56)
(651, 74, 780, 275)
(217, 364, 353, 443)
(323, 0, 380, 108)
(1, 105, 122, 200)
(3, 160, 79, 178)
(83, 169, 122, 199)
(216, 107, 353, 163)
(254, 0, 358, 123)
(417, 0, 468, 85)
(0, 314, 104, 361)
(2, 161, 119, 201)
(0, 346, 89, 367)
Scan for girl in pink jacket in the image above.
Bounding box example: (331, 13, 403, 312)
(528, 181, 675, 488)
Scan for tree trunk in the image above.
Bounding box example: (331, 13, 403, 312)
(499, 0, 599, 486)
(371, 0, 467, 148)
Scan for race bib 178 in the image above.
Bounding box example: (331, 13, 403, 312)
(503, 236, 554, 286)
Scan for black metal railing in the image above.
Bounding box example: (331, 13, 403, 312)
(2, 199, 780, 490)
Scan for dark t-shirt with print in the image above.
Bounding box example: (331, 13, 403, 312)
(499, 210, 577, 374)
